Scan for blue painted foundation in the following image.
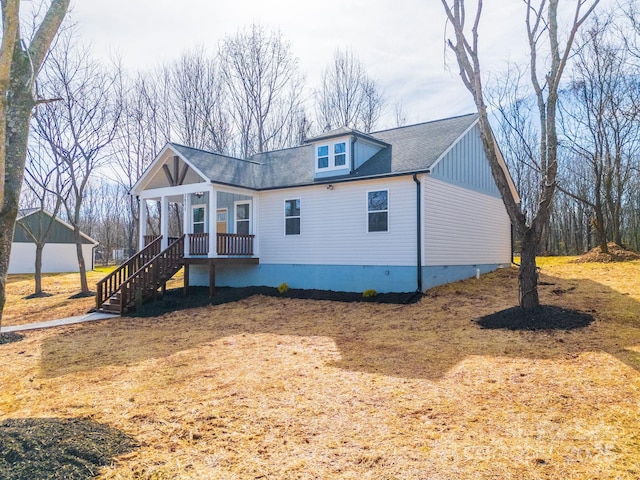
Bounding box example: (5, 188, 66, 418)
(189, 262, 509, 293)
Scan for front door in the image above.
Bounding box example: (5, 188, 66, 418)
(216, 208, 227, 233)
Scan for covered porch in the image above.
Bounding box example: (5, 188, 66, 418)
(137, 182, 259, 298)
(137, 183, 258, 260)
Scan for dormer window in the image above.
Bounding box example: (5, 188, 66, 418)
(334, 143, 346, 166)
(317, 145, 329, 169)
(316, 140, 349, 172)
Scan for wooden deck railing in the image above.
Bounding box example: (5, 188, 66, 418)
(188, 233, 209, 256)
(96, 235, 163, 310)
(144, 234, 160, 246)
(119, 235, 185, 314)
(217, 233, 255, 256)
(186, 233, 255, 256)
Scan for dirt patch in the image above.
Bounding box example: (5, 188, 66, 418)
(0, 333, 24, 345)
(476, 305, 595, 331)
(0, 417, 138, 480)
(130, 286, 422, 318)
(572, 243, 640, 263)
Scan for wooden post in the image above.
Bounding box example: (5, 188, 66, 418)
(120, 283, 127, 315)
(184, 261, 190, 296)
(209, 260, 216, 297)
(96, 282, 102, 310)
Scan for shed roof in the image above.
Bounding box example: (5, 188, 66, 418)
(14, 209, 98, 245)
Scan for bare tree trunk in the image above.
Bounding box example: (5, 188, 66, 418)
(34, 243, 44, 294)
(0, 73, 33, 319)
(73, 226, 89, 293)
(0, 0, 70, 326)
(519, 232, 539, 310)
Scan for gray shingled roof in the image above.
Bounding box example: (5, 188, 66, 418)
(170, 113, 478, 190)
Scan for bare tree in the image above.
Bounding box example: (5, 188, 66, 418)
(314, 48, 385, 133)
(441, 0, 599, 310)
(559, 14, 640, 253)
(20, 138, 65, 295)
(0, 0, 69, 325)
(219, 24, 306, 157)
(33, 30, 120, 294)
(168, 48, 231, 153)
(393, 100, 409, 128)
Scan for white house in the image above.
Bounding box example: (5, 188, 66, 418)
(9, 209, 98, 274)
(97, 113, 518, 313)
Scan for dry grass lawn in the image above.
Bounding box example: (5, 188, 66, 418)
(3, 268, 184, 327)
(1, 258, 639, 479)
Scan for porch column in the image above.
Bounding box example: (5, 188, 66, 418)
(208, 188, 218, 258)
(138, 198, 147, 250)
(160, 195, 169, 250)
(183, 193, 191, 257)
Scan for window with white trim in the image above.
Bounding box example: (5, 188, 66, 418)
(284, 199, 301, 235)
(316, 141, 348, 171)
(367, 190, 388, 232)
(192, 205, 206, 234)
(235, 202, 251, 234)
(334, 142, 346, 166)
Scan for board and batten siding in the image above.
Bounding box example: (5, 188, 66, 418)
(257, 176, 418, 267)
(430, 124, 500, 198)
(423, 176, 511, 266)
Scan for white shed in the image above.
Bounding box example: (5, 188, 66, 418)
(9, 209, 98, 274)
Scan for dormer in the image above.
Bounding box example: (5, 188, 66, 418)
(306, 127, 389, 179)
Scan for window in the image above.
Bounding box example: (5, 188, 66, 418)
(235, 202, 250, 235)
(316, 141, 348, 171)
(334, 142, 346, 166)
(367, 190, 388, 232)
(317, 145, 329, 169)
(284, 199, 301, 235)
(192, 205, 205, 234)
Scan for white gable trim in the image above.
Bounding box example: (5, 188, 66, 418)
(130, 144, 211, 196)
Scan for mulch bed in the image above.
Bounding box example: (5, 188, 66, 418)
(0, 417, 138, 480)
(131, 286, 421, 318)
(476, 305, 594, 331)
(0, 333, 24, 345)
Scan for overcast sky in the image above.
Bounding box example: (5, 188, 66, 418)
(68, 0, 612, 129)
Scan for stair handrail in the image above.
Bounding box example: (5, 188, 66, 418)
(96, 235, 163, 310)
(118, 235, 185, 314)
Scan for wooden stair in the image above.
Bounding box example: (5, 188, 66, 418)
(96, 235, 185, 315)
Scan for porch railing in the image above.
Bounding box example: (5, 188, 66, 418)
(186, 232, 255, 256)
(189, 232, 209, 256)
(145, 234, 180, 246)
(96, 235, 162, 310)
(217, 233, 255, 256)
(144, 234, 160, 246)
(119, 235, 185, 314)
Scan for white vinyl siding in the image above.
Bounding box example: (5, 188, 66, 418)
(257, 177, 417, 266)
(423, 177, 511, 266)
(8, 242, 95, 274)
